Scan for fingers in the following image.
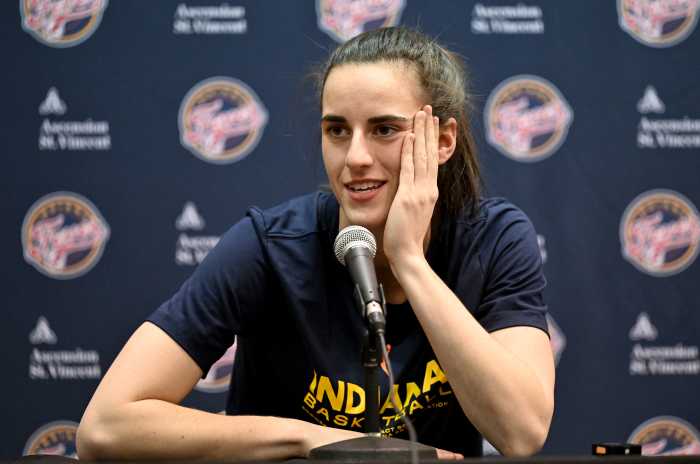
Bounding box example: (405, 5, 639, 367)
(413, 106, 427, 176)
(428, 112, 440, 179)
(412, 105, 439, 180)
(436, 448, 464, 460)
(400, 132, 415, 185)
(427, 109, 439, 179)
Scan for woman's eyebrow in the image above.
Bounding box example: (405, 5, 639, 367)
(321, 114, 345, 123)
(368, 115, 410, 124)
(320, 114, 410, 123)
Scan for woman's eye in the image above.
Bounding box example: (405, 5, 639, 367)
(375, 125, 397, 137)
(325, 126, 348, 138)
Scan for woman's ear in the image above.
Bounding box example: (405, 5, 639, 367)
(438, 117, 457, 165)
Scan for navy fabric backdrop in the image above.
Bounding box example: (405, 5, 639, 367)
(2, 0, 700, 458)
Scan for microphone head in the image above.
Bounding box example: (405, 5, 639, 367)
(333, 225, 377, 266)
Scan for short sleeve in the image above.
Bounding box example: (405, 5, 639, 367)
(147, 216, 270, 375)
(476, 207, 548, 335)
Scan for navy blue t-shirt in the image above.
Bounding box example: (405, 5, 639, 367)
(148, 191, 547, 457)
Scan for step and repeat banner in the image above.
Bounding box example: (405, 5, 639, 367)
(2, 0, 699, 458)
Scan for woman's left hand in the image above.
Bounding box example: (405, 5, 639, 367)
(383, 105, 440, 268)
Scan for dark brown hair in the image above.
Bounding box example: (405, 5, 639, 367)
(316, 27, 482, 219)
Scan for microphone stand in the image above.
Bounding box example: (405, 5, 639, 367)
(309, 284, 438, 461)
(362, 324, 381, 437)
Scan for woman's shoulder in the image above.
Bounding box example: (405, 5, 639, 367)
(454, 197, 534, 232)
(443, 197, 539, 264)
(246, 190, 338, 239)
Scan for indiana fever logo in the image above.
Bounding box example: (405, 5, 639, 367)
(179, 77, 268, 164)
(23, 421, 78, 457)
(618, 0, 700, 47)
(302, 360, 453, 435)
(629, 416, 700, 455)
(485, 75, 573, 162)
(620, 190, 700, 276)
(20, 0, 108, 48)
(316, 0, 406, 42)
(22, 192, 110, 279)
(195, 341, 237, 393)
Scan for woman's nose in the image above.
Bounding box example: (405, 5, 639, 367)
(345, 132, 373, 169)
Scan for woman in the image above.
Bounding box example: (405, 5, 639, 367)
(77, 27, 554, 460)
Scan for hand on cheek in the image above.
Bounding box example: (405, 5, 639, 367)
(383, 105, 440, 268)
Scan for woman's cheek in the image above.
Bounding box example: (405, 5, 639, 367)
(391, 137, 406, 170)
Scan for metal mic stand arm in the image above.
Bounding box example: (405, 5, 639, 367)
(354, 283, 387, 436)
(361, 328, 381, 436)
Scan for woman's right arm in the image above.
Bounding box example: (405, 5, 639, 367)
(77, 322, 361, 461)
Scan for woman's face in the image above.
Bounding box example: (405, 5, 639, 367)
(321, 61, 425, 235)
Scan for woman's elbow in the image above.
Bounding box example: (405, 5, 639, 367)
(500, 427, 548, 457)
(76, 415, 118, 460)
(502, 412, 551, 457)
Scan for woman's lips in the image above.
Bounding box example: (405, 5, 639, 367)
(345, 182, 386, 202)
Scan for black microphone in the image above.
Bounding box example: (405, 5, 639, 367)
(334, 225, 386, 334)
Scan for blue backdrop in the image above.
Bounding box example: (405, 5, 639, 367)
(3, 0, 700, 458)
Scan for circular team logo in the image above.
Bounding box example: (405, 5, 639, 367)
(23, 420, 79, 458)
(22, 192, 110, 279)
(485, 75, 573, 162)
(179, 77, 268, 165)
(629, 416, 700, 455)
(620, 189, 700, 276)
(316, 0, 406, 42)
(195, 341, 237, 393)
(618, 0, 700, 48)
(20, 0, 108, 48)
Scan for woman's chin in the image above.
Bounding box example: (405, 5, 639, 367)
(340, 210, 386, 236)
